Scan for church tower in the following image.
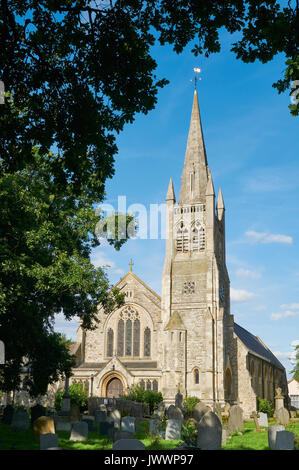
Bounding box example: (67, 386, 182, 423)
(161, 90, 234, 406)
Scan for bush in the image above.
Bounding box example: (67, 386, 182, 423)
(181, 419, 198, 446)
(257, 397, 274, 417)
(55, 383, 88, 413)
(183, 396, 201, 418)
(123, 385, 163, 414)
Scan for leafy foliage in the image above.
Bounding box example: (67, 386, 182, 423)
(55, 382, 89, 413)
(290, 343, 299, 381)
(182, 396, 201, 418)
(181, 419, 198, 446)
(257, 397, 274, 417)
(123, 384, 163, 414)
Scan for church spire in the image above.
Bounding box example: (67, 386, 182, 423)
(178, 90, 209, 205)
(166, 178, 176, 202)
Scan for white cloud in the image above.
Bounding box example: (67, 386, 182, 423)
(270, 310, 299, 321)
(236, 268, 261, 280)
(90, 250, 125, 275)
(280, 303, 299, 310)
(245, 230, 293, 245)
(53, 312, 80, 342)
(230, 288, 256, 303)
(253, 305, 267, 311)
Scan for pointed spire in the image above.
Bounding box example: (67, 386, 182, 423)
(217, 187, 225, 220)
(206, 173, 215, 196)
(166, 178, 176, 202)
(179, 90, 209, 205)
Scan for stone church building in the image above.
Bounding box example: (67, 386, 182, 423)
(69, 90, 289, 418)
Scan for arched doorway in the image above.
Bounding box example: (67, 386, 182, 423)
(106, 377, 123, 398)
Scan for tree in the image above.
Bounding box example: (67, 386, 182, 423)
(291, 343, 299, 381)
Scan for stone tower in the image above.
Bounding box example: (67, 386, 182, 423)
(161, 90, 234, 406)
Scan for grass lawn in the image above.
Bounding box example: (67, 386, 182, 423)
(0, 419, 298, 450)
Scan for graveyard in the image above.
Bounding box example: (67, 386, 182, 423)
(0, 398, 298, 451)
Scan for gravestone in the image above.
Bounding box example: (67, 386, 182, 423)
(166, 405, 175, 418)
(250, 411, 261, 432)
(165, 419, 182, 440)
(70, 421, 88, 441)
(99, 421, 114, 437)
(257, 412, 268, 428)
(82, 418, 97, 432)
(227, 405, 243, 434)
(157, 402, 165, 418)
(113, 430, 134, 442)
(69, 404, 81, 423)
(175, 392, 184, 410)
(56, 421, 71, 431)
(110, 409, 121, 429)
(193, 402, 208, 423)
(275, 430, 294, 450)
(121, 416, 135, 434)
(149, 414, 161, 435)
(276, 407, 289, 426)
(40, 433, 58, 450)
(274, 387, 285, 414)
(168, 406, 184, 421)
(2, 405, 14, 424)
(11, 408, 30, 431)
(197, 411, 222, 450)
(33, 416, 55, 441)
(268, 425, 285, 450)
(95, 410, 107, 424)
(30, 404, 46, 428)
(113, 439, 146, 450)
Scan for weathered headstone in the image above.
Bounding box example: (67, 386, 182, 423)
(95, 410, 107, 424)
(121, 416, 135, 434)
(268, 425, 285, 449)
(56, 421, 71, 431)
(166, 404, 175, 418)
(257, 412, 268, 428)
(110, 409, 121, 430)
(69, 404, 81, 423)
(2, 405, 14, 424)
(99, 421, 114, 437)
(275, 430, 294, 450)
(30, 404, 46, 428)
(175, 392, 184, 410)
(250, 411, 261, 432)
(113, 439, 146, 450)
(165, 418, 182, 440)
(197, 411, 222, 450)
(70, 421, 88, 441)
(33, 416, 55, 441)
(168, 406, 184, 421)
(227, 405, 243, 434)
(276, 407, 289, 426)
(274, 387, 285, 414)
(193, 402, 208, 423)
(11, 408, 30, 431)
(40, 433, 58, 450)
(149, 414, 161, 435)
(113, 430, 134, 442)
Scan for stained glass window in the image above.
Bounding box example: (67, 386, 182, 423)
(107, 328, 114, 357)
(144, 327, 151, 357)
(194, 369, 199, 384)
(146, 380, 151, 390)
(117, 319, 124, 356)
(133, 319, 140, 357)
(126, 319, 132, 356)
(153, 380, 158, 392)
(140, 380, 145, 390)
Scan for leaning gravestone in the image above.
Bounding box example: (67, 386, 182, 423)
(165, 419, 182, 440)
(113, 439, 146, 450)
(11, 408, 30, 431)
(168, 406, 184, 421)
(95, 410, 107, 424)
(275, 430, 294, 450)
(227, 405, 243, 434)
(268, 425, 285, 450)
(121, 416, 135, 434)
(70, 421, 88, 441)
(257, 412, 268, 428)
(197, 411, 222, 450)
(276, 407, 289, 426)
(30, 404, 46, 428)
(193, 402, 208, 423)
(2, 405, 14, 424)
(40, 433, 58, 450)
(33, 416, 55, 441)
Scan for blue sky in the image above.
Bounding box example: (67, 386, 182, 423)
(54, 31, 299, 380)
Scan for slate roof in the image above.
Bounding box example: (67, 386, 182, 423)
(234, 322, 285, 370)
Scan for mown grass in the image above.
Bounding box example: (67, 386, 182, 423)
(0, 419, 298, 450)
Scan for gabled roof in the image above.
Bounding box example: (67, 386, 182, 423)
(115, 270, 161, 302)
(234, 322, 285, 370)
(164, 311, 186, 330)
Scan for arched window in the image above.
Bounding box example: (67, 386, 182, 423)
(192, 221, 205, 251)
(133, 319, 140, 357)
(107, 328, 114, 357)
(146, 380, 151, 391)
(177, 222, 189, 252)
(117, 319, 124, 356)
(125, 319, 132, 356)
(153, 380, 158, 392)
(144, 327, 151, 357)
(225, 368, 232, 396)
(140, 380, 145, 390)
(194, 368, 200, 384)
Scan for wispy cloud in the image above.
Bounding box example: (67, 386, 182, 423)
(280, 303, 299, 310)
(230, 288, 256, 303)
(236, 268, 261, 280)
(253, 305, 267, 311)
(90, 250, 124, 275)
(245, 230, 293, 245)
(271, 310, 299, 321)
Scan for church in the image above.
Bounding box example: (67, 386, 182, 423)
(69, 90, 289, 418)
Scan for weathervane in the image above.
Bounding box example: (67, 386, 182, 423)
(193, 67, 201, 90)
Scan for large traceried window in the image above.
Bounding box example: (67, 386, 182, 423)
(176, 222, 189, 252)
(115, 306, 145, 358)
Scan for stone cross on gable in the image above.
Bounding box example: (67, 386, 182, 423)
(129, 259, 134, 272)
